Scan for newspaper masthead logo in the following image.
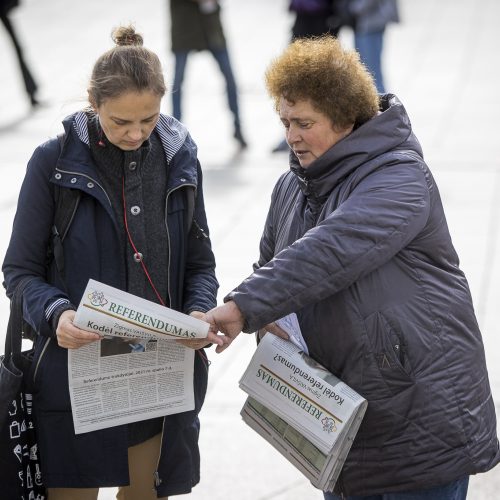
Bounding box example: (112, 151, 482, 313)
(88, 290, 108, 307)
(322, 416, 337, 434)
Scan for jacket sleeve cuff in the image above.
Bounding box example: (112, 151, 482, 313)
(46, 299, 76, 333)
(185, 307, 209, 315)
(223, 294, 252, 333)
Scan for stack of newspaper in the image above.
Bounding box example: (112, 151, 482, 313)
(239, 317, 367, 492)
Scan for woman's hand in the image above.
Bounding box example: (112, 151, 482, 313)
(56, 309, 101, 349)
(176, 311, 227, 350)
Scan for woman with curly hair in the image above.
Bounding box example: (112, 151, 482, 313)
(207, 36, 499, 500)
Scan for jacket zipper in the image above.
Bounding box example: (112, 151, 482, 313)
(164, 183, 196, 304)
(33, 337, 52, 383)
(192, 219, 209, 240)
(61, 194, 81, 241)
(154, 417, 166, 488)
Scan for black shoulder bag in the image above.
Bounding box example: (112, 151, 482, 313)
(0, 277, 46, 499)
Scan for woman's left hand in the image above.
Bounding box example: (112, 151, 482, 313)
(176, 311, 227, 350)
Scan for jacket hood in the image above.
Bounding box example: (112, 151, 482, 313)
(291, 94, 423, 200)
(57, 111, 198, 192)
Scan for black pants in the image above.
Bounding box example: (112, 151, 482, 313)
(1, 10, 38, 100)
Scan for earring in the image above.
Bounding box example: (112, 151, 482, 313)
(96, 115, 105, 147)
(98, 125, 105, 147)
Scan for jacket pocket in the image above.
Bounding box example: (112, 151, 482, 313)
(32, 339, 72, 411)
(364, 311, 414, 394)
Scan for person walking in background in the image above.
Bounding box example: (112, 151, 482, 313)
(289, 0, 341, 40)
(0, 0, 39, 107)
(205, 35, 499, 499)
(3, 25, 222, 499)
(343, 0, 399, 93)
(169, 0, 247, 148)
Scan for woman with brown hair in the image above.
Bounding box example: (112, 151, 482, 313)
(3, 25, 221, 499)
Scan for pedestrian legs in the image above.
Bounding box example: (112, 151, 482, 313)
(210, 47, 247, 147)
(354, 29, 385, 93)
(0, 11, 39, 106)
(172, 50, 189, 121)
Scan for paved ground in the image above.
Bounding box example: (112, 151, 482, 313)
(1, 0, 500, 498)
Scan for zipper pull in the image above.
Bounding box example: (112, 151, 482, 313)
(394, 343, 403, 363)
(154, 471, 162, 486)
(193, 219, 209, 239)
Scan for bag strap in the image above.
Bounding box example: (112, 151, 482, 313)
(51, 186, 81, 278)
(48, 133, 81, 280)
(185, 186, 195, 235)
(4, 277, 36, 360)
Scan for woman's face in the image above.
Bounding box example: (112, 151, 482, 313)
(279, 97, 353, 168)
(94, 90, 162, 151)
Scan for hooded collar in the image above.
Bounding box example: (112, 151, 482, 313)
(68, 109, 189, 165)
(57, 110, 198, 194)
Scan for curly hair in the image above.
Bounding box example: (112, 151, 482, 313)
(265, 36, 379, 129)
(88, 25, 166, 107)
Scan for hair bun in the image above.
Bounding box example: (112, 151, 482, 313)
(112, 25, 144, 47)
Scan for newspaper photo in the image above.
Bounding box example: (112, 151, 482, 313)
(68, 279, 210, 434)
(239, 329, 367, 491)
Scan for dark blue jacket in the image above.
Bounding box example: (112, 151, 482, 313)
(228, 95, 499, 495)
(2, 112, 218, 496)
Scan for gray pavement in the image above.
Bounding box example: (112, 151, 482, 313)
(1, 0, 500, 498)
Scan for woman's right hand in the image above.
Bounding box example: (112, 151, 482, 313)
(56, 309, 101, 349)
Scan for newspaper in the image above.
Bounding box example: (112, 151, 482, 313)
(68, 279, 209, 434)
(275, 312, 308, 354)
(239, 330, 367, 492)
(72, 279, 210, 341)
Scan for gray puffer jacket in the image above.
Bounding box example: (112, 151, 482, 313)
(228, 95, 499, 495)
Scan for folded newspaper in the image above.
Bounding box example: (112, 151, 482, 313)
(73, 279, 210, 341)
(68, 279, 210, 434)
(239, 322, 367, 492)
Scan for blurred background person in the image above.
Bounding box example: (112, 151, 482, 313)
(335, 0, 400, 93)
(290, 0, 341, 40)
(169, 0, 247, 148)
(0, 0, 39, 108)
